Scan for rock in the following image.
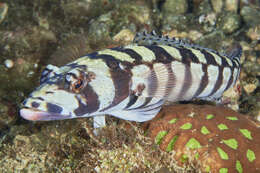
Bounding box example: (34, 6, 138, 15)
(113, 29, 135, 44)
(225, 0, 239, 12)
(111, 2, 153, 33)
(244, 84, 258, 95)
(145, 104, 260, 172)
(61, 1, 112, 27)
(217, 12, 241, 34)
(88, 2, 153, 40)
(162, 15, 190, 31)
(88, 13, 113, 41)
(196, 30, 225, 50)
(198, 12, 216, 26)
(211, 0, 224, 13)
(196, 0, 214, 14)
(243, 61, 260, 76)
(0, 102, 16, 126)
(164, 29, 203, 42)
(198, 12, 217, 32)
(127, 3, 152, 26)
(0, 2, 8, 24)
(187, 30, 203, 41)
(241, 76, 259, 95)
(209, 0, 239, 13)
(241, 6, 260, 27)
(222, 80, 241, 111)
(246, 26, 260, 41)
(257, 110, 260, 122)
(161, 0, 188, 15)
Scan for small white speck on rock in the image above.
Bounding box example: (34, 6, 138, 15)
(34, 63, 38, 68)
(4, 59, 14, 68)
(94, 166, 100, 172)
(27, 71, 34, 77)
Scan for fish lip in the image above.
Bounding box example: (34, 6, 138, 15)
(20, 108, 72, 121)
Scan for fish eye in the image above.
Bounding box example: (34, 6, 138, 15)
(72, 79, 83, 92)
(65, 70, 85, 93)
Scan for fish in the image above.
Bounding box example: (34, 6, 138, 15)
(20, 31, 242, 128)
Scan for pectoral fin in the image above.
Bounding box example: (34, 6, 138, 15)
(109, 97, 164, 122)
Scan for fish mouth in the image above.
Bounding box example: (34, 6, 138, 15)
(20, 108, 72, 121)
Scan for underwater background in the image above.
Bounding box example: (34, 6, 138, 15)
(0, 0, 260, 172)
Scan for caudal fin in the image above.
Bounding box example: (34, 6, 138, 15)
(226, 43, 242, 61)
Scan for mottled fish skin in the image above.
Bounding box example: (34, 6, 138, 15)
(20, 31, 242, 128)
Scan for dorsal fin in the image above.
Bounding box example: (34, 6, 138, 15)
(133, 30, 229, 58)
(133, 30, 181, 47)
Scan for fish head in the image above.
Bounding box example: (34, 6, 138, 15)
(20, 62, 110, 121)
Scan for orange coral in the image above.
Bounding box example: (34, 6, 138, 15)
(144, 104, 260, 172)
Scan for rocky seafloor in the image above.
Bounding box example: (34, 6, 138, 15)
(0, 0, 260, 172)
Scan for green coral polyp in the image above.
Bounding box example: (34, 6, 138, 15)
(206, 114, 214, 120)
(222, 138, 238, 150)
(219, 168, 228, 173)
(205, 165, 210, 172)
(166, 136, 178, 152)
(239, 129, 252, 140)
(217, 147, 229, 160)
(247, 149, 256, 162)
(236, 160, 243, 173)
(180, 123, 192, 130)
(185, 138, 201, 149)
(226, 116, 238, 120)
(217, 124, 229, 130)
(168, 118, 177, 124)
(201, 126, 210, 135)
(155, 131, 168, 145)
(195, 152, 199, 160)
(181, 154, 188, 163)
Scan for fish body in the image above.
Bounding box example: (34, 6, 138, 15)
(20, 31, 242, 127)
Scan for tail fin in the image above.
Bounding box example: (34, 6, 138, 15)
(225, 43, 242, 61)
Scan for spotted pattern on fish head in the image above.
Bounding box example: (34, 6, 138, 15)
(21, 60, 113, 120)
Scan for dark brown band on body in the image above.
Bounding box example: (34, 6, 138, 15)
(111, 47, 143, 64)
(74, 85, 99, 116)
(201, 49, 218, 66)
(194, 64, 209, 98)
(177, 62, 192, 100)
(147, 66, 158, 97)
(176, 47, 200, 64)
(144, 45, 174, 64)
(209, 66, 223, 96)
(165, 63, 176, 98)
(101, 69, 131, 112)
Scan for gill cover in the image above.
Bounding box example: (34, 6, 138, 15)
(20, 64, 96, 121)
